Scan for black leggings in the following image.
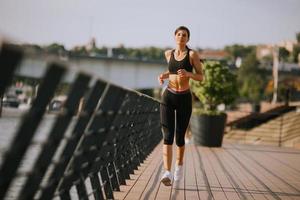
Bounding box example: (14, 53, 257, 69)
(160, 88, 192, 147)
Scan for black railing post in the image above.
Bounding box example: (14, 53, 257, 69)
(0, 95, 3, 118)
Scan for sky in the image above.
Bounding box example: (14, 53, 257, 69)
(0, 0, 299, 50)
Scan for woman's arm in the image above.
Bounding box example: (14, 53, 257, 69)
(157, 50, 172, 85)
(164, 49, 172, 63)
(189, 50, 203, 81)
(177, 50, 203, 81)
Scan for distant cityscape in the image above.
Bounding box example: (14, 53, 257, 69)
(14, 33, 300, 71)
(2, 31, 300, 109)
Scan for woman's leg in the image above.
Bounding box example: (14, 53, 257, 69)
(175, 92, 192, 165)
(173, 93, 192, 181)
(163, 144, 173, 171)
(176, 145, 185, 166)
(160, 91, 176, 185)
(160, 104, 175, 171)
(160, 91, 175, 171)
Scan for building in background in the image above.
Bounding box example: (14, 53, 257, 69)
(198, 49, 229, 61)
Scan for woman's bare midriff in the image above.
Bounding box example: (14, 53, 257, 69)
(168, 74, 190, 91)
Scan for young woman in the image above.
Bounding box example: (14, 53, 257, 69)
(158, 26, 203, 186)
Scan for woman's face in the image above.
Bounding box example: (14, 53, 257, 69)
(175, 30, 189, 45)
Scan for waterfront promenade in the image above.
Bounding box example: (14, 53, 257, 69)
(114, 142, 300, 200)
(1, 108, 300, 200)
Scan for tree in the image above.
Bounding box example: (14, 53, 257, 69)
(279, 47, 290, 62)
(260, 55, 273, 66)
(45, 43, 66, 55)
(113, 44, 127, 58)
(70, 46, 88, 56)
(94, 46, 108, 56)
(292, 44, 300, 63)
(224, 44, 256, 60)
(128, 48, 143, 59)
(237, 51, 266, 103)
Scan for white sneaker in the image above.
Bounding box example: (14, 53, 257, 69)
(160, 170, 172, 186)
(174, 165, 183, 181)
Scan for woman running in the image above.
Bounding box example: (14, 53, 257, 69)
(158, 26, 203, 186)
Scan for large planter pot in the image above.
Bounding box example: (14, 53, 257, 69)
(190, 113, 227, 147)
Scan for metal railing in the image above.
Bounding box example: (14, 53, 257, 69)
(0, 43, 162, 200)
(225, 106, 300, 148)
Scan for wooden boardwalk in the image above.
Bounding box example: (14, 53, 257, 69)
(113, 142, 300, 200)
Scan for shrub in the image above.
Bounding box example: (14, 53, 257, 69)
(190, 61, 238, 115)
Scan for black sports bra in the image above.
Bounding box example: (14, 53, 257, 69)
(168, 49, 193, 74)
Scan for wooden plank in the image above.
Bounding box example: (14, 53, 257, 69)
(202, 148, 232, 200)
(266, 152, 300, 175)
(214, 147, 268, 200)
(206, 148, 241, 200)
(113, 141, 162, 200)
(192, 145, 214, 200)
(227, 146, 289, 200)
(225, 145, 280, 200)
(123, 153, 161, 200)
(251, 151, 300, 192)
(112, 141, 300, 200)
(195, 147, 228, 200)
(235, 148, 300, 200)
(138, 153, 163, 199)
(184, 144, 200, 200)
(170, 145, 186, 200)
(154, 145, 177, 200)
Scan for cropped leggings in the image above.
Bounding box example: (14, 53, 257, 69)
(160, 88, 192, 147)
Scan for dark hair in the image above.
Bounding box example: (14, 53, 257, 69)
(174, 26, 190, 39)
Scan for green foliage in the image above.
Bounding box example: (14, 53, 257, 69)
(292, 44, 300, 63)
(190, 61, 238, 115)
(279, 47, 290, 62)
(260, 55, 273, 65)
(238, 51, 260, 75)
(55, 83, 70, 96)
(237, 52, 266, 102)
(239, 74, 265, 101)
(112, 46, 165, 60)
(224, 44, 256, 60)
(45, 43, 66, 55)
(93, 46, 108, 55)
(12, 76, 41, 87)
(70, 46, 88, 56)
(112, 44, 127, 57)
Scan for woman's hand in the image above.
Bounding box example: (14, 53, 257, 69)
(177, 69, 190, 78)
(158, 74, 164, 85)
(158, 71, 170, 85)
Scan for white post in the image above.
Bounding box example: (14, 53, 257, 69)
(272, 46, 279, 104)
